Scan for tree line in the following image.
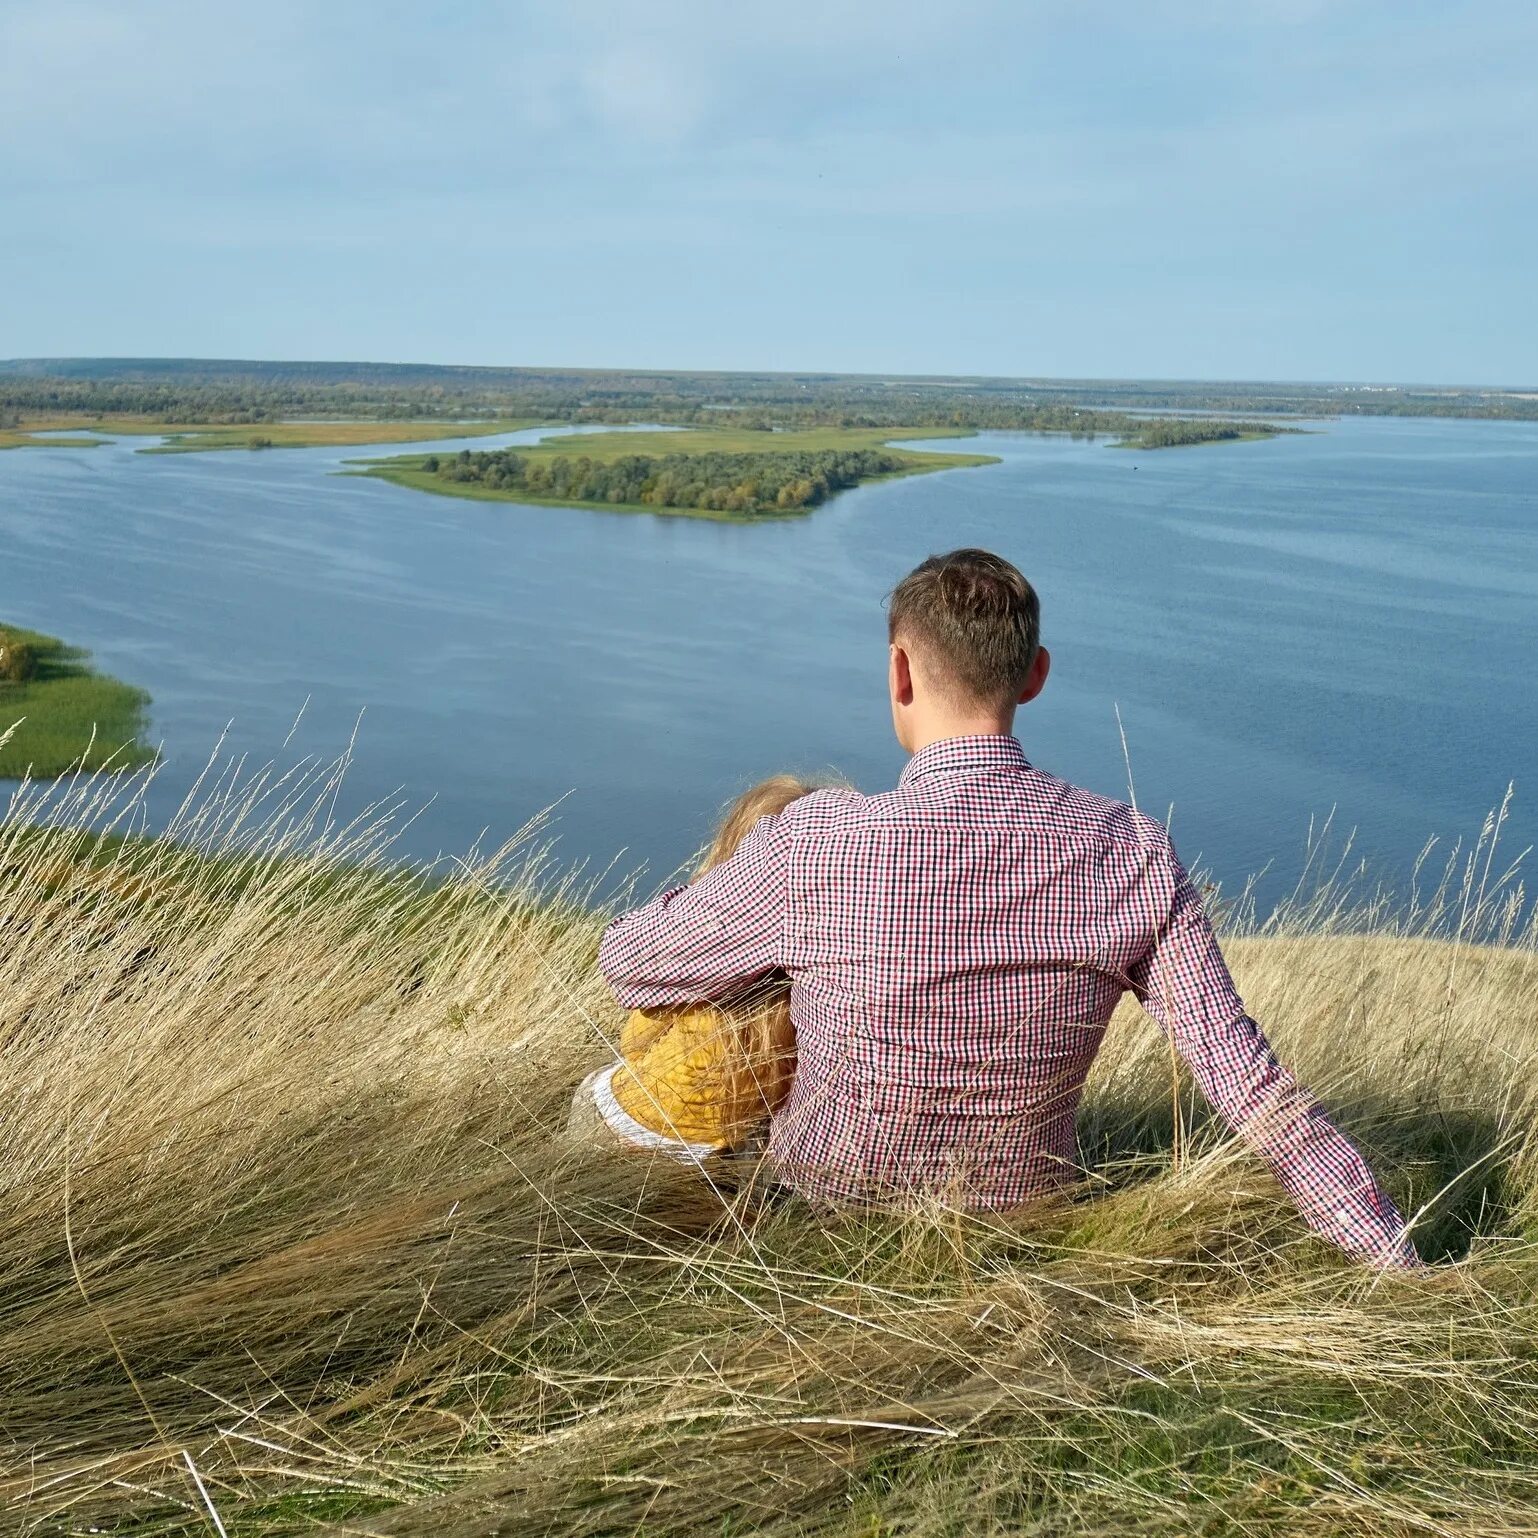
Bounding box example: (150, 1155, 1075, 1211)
(1116, 420, 1275, 448)
(4, 362, 1532, 431)
(420, 447, 911, 514)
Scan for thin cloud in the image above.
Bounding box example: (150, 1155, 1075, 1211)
(1, 0, 1532, 377)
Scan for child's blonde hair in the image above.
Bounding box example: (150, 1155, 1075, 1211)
(694, 773, 815, 878)
(691, 774, 818, 1135)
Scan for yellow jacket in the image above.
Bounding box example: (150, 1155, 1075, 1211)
(609, 1003, 795, 1150)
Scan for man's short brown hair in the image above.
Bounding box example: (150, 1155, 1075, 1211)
(887, 549, 1041, 706)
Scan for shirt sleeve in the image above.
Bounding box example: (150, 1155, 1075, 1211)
(1126, 844, 1419, 1270)
(598, 810, 793, 1011)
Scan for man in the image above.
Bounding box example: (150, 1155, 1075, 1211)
(599, 549, 1417, 1268)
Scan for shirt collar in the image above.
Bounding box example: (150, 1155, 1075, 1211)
(898, 733, 1031, 788)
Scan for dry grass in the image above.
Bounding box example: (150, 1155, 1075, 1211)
(0, 756, 1534, 1536)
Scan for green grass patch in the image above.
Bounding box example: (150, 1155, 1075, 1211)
(139, 417, 550, 453)
(0, 624, 153, 778)
(0, 429, 106, 449)
(5, 415, 550, 453)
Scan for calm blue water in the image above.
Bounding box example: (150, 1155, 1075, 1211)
(1, 417, 1533, 905)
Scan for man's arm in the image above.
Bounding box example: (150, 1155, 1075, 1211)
(1127, 844, 1418, 1270)
(598, 810, 793, 1010)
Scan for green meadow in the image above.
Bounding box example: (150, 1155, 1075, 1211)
(0, 428, 107, 449)
(0, 624, 153, 777)
(141, 418, 550, 453)
(0, 416, 549, 453)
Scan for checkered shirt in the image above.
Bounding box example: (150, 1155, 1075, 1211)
(599, 734, 1416, 1267)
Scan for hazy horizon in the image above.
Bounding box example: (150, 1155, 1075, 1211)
(3, 354, 1532, 394)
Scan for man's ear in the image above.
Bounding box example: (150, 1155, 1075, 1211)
(1018, 646, 1051, 705)
(890, 643, 915, 706)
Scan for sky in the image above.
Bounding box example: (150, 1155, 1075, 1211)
(2, 0, 1534, 383)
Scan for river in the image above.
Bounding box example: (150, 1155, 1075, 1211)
(1, 416, 1534, 909)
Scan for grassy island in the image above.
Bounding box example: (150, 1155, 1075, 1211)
(0, 623, 153, 777)
(0, 761, 1533, 1536)
(354, 425, 998, 519)
(1113, 419, 1298, 450)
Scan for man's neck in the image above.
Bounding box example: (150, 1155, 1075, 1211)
(907, 718, 1016, 756)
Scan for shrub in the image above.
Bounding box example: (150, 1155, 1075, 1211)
(430, 446, 908, 514)
(0, 631, 37, 682)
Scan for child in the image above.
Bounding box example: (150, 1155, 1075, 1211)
(569, 776, 813, 1162)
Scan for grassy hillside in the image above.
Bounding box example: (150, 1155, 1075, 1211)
(0, 623, 152, 777)
(0, 762, 1534, 1536)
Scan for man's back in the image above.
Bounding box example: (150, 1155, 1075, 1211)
(599, 734, 1415, 1265)
(766, 734, 1172, 1205)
